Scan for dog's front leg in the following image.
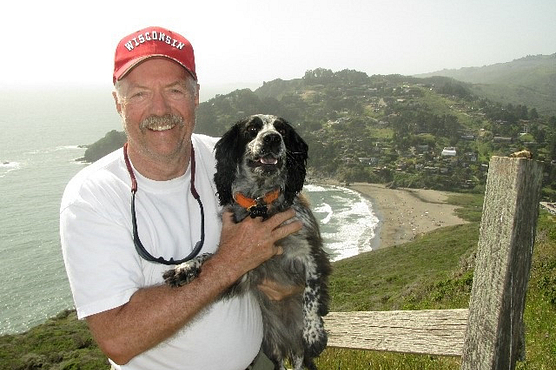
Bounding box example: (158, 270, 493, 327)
(301, 259, 328, 362)
(163, 253, 212, 287)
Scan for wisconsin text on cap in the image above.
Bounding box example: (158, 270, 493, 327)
(123, 31, 186, 51)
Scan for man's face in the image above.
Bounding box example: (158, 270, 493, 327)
(114, 58, 199, 166)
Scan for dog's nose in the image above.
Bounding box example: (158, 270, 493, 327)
(263, 133, 282, 145)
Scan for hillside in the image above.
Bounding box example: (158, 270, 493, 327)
(195, 68, 556, 197)
(82, 63, 556, 199)
(417, 54, 556, 116)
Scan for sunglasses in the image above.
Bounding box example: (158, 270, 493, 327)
(123, 142, 205, 265)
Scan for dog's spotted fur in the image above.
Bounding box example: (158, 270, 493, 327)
(163, 114, 331, 370)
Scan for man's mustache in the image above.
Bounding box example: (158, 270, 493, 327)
(140, 114, 184, 130)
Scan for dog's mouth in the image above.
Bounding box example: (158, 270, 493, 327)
(259, 156, 278, 165)
(249, 155, 282, 170)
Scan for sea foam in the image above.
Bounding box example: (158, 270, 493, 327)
(305, 184, 379, 261)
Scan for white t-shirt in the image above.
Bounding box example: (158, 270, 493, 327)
(60, 134, 263, 370)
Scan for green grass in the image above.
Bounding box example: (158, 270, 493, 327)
(367, 127, 394, 140)
(1, 193, 554, 370)
(0, 310, 107, 370)
(329, 222, 479, 312)
(517, 214, 556, 369)
(415, 88, 476, 128)
(316, 349, 461, 370)
(446, 193, 484, 223)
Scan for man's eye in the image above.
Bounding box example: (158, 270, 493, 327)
(130, 91, 147, 100)
(167, 88, 190, 100)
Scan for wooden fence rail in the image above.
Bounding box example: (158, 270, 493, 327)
(325, 309, 469, 356)
(325, 156, 543, 370)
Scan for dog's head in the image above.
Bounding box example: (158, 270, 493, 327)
(214, 114, 308, 207)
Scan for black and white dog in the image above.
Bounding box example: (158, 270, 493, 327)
(164, 114, 331, 370)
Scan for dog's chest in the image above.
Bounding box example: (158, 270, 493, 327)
(254, 240, 310, 287)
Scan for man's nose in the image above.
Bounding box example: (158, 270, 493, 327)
(150, 91, 171, 115)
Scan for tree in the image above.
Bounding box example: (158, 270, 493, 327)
(530, 108, 539, 120)
(303, 68, 334, 84)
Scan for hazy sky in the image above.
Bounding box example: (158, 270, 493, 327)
(2, 0, 555, 97)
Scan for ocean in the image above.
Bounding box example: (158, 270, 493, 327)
(0, 87, 378, 335)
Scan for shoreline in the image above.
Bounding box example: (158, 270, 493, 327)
(346, 183, 468, 249)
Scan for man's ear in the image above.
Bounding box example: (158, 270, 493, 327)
(113, 90, 123, 116)
(195, 83, 200, 107)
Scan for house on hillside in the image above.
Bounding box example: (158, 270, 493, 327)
(464, 152, 478, 162)
(441, 147, 457, 157)
(493, 136, 513, 143)
(358, 157, 379, 166)
(461, 133, 476, 141)
(415, 144, 430, 153)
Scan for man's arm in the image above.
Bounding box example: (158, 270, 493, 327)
(86, 209, 302, 365)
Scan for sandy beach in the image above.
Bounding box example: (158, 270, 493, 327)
(348, 183, 468, 249)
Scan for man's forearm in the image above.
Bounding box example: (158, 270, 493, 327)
(86, 254, 236, 365)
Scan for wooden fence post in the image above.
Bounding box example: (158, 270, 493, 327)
(461, 157, 543, 370)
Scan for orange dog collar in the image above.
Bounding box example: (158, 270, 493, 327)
(233, 189, 281, 217)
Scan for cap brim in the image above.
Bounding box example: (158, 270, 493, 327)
(113, 55, 197, 84)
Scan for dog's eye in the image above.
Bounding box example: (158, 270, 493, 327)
(274, 125, 287, 137)
(247, 126, 259, 137)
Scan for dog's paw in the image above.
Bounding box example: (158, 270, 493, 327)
(163, 253, 212, 287)
(304, 329, 327, 358)
(303, 315, 328, 357)
(163, 262, 199, 287)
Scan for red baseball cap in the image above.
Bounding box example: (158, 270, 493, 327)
(113, 26, 197, 84)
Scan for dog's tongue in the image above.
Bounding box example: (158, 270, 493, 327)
(260, 157, 278, 165)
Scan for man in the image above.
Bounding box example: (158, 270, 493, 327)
(60, 26, 302, 369)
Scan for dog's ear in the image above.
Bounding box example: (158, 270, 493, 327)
(214, 122, 243, 205)
(282, 120, 309, 204)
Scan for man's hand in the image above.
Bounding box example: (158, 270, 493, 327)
(258, 279, 304, 301)
(214, 208, 303, 282)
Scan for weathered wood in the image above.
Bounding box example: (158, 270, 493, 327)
(461, 157, 543, 370)
(325, 309, 469, 356)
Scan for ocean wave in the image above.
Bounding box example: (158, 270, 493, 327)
(25, 145, 85, 156)
(0, 161, 19, 168)
(55, 145, 85, 151)
(305, 184, 379, 262)
(304, 184, 329, 192)
(313, 202, 333, 224)
(0, 161, 21, 178)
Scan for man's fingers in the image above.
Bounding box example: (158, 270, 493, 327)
(221, 210, 235, 227)
(267, 208, 296, 228)
(273, 219, 303, 240)
(221, 208, 302, 252)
